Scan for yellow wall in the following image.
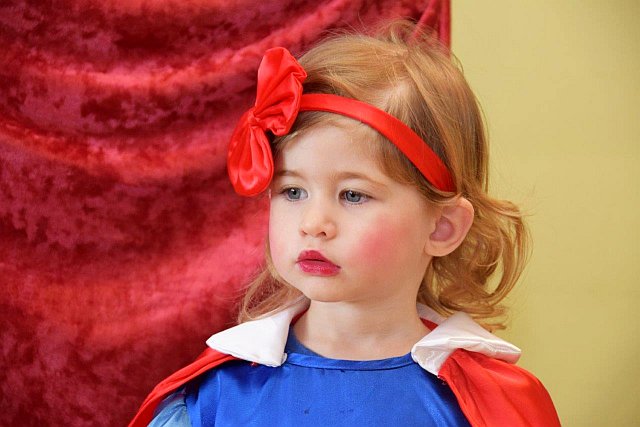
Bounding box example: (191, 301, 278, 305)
(452, 1, 640, 426)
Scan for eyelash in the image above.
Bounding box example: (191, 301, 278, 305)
(341, 189, 369, 204)
(280, 187, 306, 201)
(278, 187, 370, 205)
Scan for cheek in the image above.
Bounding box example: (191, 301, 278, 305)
(352, 216, 413, 265)
(268, 205, 289, 267)
(268, 221, 281, 256)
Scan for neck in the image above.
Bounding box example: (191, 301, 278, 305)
(292, 297, 430, 360)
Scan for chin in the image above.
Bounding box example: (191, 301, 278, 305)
(284, 273, 353, 301)
(296, 286, 352, 303)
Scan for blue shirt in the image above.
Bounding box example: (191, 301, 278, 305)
(151, 329, 470, 426)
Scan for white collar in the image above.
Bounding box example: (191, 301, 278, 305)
(206, 297, 521, 376)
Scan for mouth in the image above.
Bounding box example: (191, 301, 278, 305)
(296, 250, 341, 276)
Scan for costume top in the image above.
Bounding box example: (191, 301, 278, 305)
(150, 324, 471, 426)
(131, 298, 561, 427)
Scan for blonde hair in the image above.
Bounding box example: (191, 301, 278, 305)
(236, 21, 530, 330)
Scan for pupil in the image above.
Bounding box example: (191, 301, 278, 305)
(347, 191, 359, 202)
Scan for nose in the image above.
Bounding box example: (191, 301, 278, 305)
(299, 199, 337, 239)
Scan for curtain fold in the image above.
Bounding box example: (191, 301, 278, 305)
(0, 1, 449, 424)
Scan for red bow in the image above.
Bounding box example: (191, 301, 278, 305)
(227, 48, 307, 196)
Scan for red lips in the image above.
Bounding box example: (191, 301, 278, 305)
(296, 250, 340, 276)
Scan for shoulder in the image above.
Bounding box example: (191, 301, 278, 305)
(439, 349, 561, 427)
(147, 388, 190, 427)
(129, 348, 239, 427)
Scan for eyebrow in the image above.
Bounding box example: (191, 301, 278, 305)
(274, 169, 302, 179)
(330, 171, 386, 186)
(274, 169, 388, 189)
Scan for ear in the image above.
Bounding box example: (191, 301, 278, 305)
(425, 197, 474, 257)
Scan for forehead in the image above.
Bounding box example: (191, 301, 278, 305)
(273, 120, 384, 177)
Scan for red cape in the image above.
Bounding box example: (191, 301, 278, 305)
(129, 346, 560, 426)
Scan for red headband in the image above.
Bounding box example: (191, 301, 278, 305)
(227, 47, 455, 196)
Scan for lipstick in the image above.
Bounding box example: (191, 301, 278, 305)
(296, 250, 341, 276)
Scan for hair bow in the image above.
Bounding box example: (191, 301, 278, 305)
(227, 48, 307, 196)
(227, 48, 456, 196)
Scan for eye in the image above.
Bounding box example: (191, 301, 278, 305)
(282, 187, 308, 201)
(341, 190, 369, 204)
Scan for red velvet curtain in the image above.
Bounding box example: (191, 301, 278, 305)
(0, 1, 449, 425)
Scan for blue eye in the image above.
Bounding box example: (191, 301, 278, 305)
(341, 190, 368, 204)
(283, 187, 307, 201)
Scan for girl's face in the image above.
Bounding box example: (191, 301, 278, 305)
(269, 122, 438, 307)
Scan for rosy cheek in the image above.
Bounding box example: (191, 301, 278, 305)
(352, 216, 406, 265)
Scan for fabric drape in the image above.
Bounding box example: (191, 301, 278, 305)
(0, 1, 450, 425)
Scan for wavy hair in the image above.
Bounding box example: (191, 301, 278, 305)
(236, 21, 530, 331)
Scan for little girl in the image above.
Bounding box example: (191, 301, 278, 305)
(131, 21, 560, 427)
